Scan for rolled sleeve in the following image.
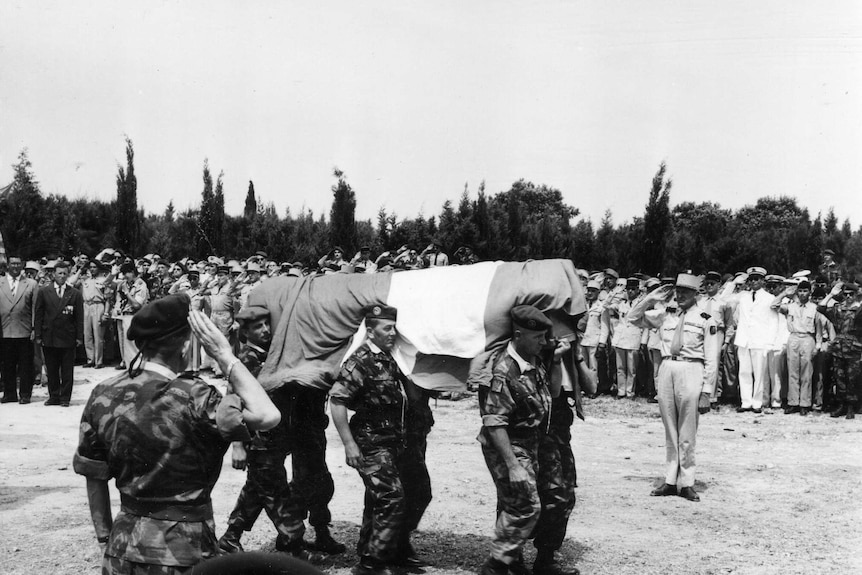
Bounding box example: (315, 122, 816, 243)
(479, 374, 514, 428)
(72, 451, 110, 480)
(215, 393, 252, 443)
(329, 365, 364, 410)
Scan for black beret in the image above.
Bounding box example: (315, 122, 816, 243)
(120, 262, 137, 275)
(797, 280, 811, 290)
(365, 304, 397, 322)
(511, 305, 552, 332)
(236, 306, 269, 324)
(705, 271, 722, 283)
(128, 293, 191, 343)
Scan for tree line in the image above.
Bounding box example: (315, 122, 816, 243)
(2, 140, 861, 278)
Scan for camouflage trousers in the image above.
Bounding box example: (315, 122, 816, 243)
(832, 355, 862, 404)
(225, 448, 304, 541)
(102, 555, 187, 575)
(284, 387, 335, 529)
(355, 444, 410, 562)
(533, 397, 577, 553)
(482, 439, 541, 565)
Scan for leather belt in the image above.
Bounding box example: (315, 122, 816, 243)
(120, 495, 212, 522)
(664, 356, 704, 363)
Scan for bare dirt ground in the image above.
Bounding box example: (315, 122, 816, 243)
(1, 367, 861, 575)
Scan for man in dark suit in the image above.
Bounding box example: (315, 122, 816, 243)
(0, 256, 39, 404)
(33, 260, 84, 407)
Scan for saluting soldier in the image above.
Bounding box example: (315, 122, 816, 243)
(817, 281, 862, 419)
(73, 294, 280, 574)
(330, 304, 426, 575)
(629, 273, 719, 502)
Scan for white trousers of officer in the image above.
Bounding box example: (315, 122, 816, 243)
(737, 346, 768, 410)
(656, 359, 703, 488)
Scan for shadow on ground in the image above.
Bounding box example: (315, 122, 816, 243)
(0, 485, 70, 512)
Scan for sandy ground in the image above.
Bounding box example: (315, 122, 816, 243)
(1, 367, 861, 575)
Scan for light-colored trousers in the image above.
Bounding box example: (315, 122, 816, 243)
(615, 348, 637, 398)
(116, 317, 139, 365)
(764, 349, 786, 408)
(83, 302, 106, 366)
(656, 359, 703, 488)
(737, 346, 768, 410)
(786, 334, 815, 408)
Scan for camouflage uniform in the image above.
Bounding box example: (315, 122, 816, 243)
(329, 342, 417, 563)
(283, 386, 336, 534)
(223, 345, 301, 542)
(478, 343, 551, 565)
(819, 299, 862, 405)
(73, 364, 250, 574)
(533, 392, 576, 555)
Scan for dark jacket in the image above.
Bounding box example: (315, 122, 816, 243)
(33, 283, 84, 348)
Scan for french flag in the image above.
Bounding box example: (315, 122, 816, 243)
(249, 259, 586, 392)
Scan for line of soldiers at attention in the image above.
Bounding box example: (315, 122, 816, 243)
(576, 256, 862, 420)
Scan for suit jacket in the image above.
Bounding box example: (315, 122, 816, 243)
(33, 283, 84, 348)
(0, 275, 37, 338)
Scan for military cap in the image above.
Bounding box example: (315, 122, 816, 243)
(644, 277, 661, 289)
(586, 280, 601, 290)
(704, 271, 722, 283)
(292, 261, 303, 268)
(625, 277, 640, 289)
(331, 245, 344, 253)
(187, 268, 200, 277)
(746, 266, 767, 278)
(128, 293, 191, 343)
(120, 262, 136, 275)
(255, 251, 268, 258)
(365, 304, 397, 322)
(280, 262, 291, 269)
(675, 273, 701, 291)
(359, 246, 371, 252)
(765, 274, 785, 283)
(604, 268, 619, 279)
(236, 305, 269, 324)
(217, 264, 231, 274)
(24, 260, 40, 272)
(660, 276, 675, 285)
(230, 263, 243, 274)
(824, 249, 835, 256)
(576, 268, 589, 280)
(246, 262, 262, 273)
(511, 305, 552, 332)
(797, 280, 812, 290)
(842, 282, 859, 293)
(287, 267, 303, 277)
(207, 256, 224, 265)
(792, 269, 811, 279)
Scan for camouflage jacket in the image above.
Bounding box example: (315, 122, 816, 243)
(819, 299, 862, 358)
(330, 341, 410, 448)
(73, 363, 250, 567)
(239, 343, 289, 451)
(478, 342, 551, 444)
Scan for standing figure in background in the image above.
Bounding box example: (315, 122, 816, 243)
(0, 256, 38, 404)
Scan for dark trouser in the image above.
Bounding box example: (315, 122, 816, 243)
(401, 428, 432, 534)
(721, 342, 739, 404)
(285, 387, 335, 529)
(2, 338, 35, 401)
(637, 346, 656, 398)
(43, 345, 75, 402)
(226, 448, 304, 540)
(534, 395, 577, 554)
(832, 356, 861, 404)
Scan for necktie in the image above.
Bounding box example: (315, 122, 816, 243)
(10, 278, 18, 297)
(57, 284, 64, 299)
(752, 291, 756, 302)
(670, 311, 685, 356)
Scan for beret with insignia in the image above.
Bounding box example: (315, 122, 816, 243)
(365, 304, 397, 321)
(511, 305, 552, 332)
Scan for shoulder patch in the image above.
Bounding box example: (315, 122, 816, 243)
(700, 312, 712, 320)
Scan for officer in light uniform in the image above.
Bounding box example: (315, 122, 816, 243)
(630, 273, 719, 502)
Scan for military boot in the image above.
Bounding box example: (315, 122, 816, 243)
(275, 535, 326, 564)
(831, 403, 849, 418)
(217, 525, 244, 554)
(312, 524, 346, 554)
(392, 535, 429, 571)
(847, 402, 856, 420)
(533, 550, 580, 575)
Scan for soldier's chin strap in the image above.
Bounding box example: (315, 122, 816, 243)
(128, 342, 150, 378)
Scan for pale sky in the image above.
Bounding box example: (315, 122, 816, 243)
(1, 0, 861, 228)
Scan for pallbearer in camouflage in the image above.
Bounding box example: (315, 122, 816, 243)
(330, 304, 428, 575)
(73, 294, 281, 575)
(478, 305, 576, 575)
(218, 306, 322, 561)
